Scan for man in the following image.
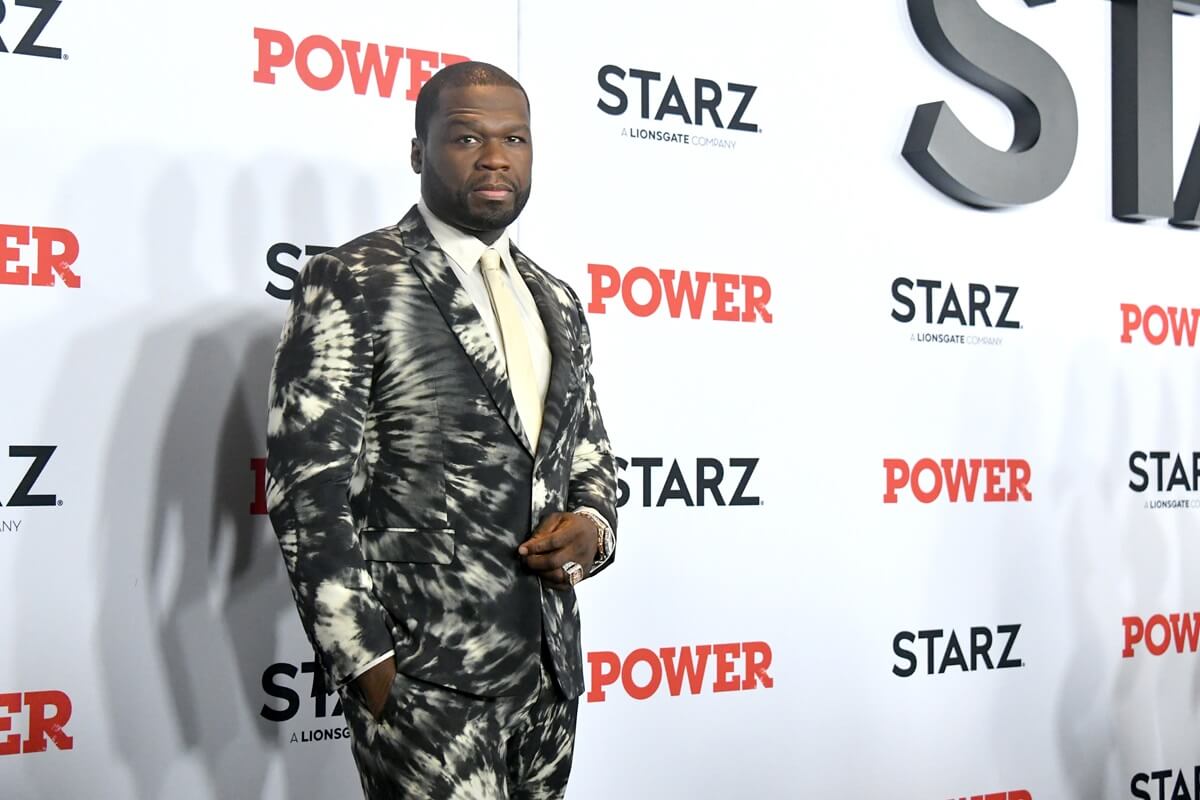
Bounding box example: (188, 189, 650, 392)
(265, 62, 618, 799)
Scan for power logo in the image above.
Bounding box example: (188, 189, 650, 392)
(883, 458, 1032, 503)
(0, 226, 80, 288)
(950, 793, 1031, 800)
(586, 642, 773, 703)
(0, 691, 73, 755)
(1121, 304, 1200, 347)
(588, 264, 772, 323)
(253, 28, 467, 99)
(1122, 613, 1200, 658)
(0, 0, 63, 60)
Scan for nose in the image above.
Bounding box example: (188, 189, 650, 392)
(476, 138, 510, 171)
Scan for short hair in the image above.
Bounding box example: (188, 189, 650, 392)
(414, 61, 529, 142)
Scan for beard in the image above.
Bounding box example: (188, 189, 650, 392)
(421, 161, 532, 234)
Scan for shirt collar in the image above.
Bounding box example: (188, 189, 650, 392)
(417, 198, 517, 276)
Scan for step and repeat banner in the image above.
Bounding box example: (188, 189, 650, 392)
(3, 1, 1200, 798)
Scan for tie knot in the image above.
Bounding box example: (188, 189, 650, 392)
(479, 248, 503, 274)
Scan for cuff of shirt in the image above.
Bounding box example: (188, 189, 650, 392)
(573, 505, 614, 568)
(344, 652, 394, 686)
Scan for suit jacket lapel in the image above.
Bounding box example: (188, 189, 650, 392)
(512, 246, 579, 468)
(398, 207, 533, 456)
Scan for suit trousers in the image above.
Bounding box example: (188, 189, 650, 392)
(339, 651, 579, 800)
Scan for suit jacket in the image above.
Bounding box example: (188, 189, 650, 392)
(265, 206, 617, 700)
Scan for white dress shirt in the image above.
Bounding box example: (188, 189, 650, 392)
(418, 199, 551, 435)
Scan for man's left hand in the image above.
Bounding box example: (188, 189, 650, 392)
(518, 512, 598, 590)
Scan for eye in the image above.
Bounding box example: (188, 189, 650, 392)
(505, 136, 527, 144)
(457, 135, 480, 144)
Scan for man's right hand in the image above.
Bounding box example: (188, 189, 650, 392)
(355, 658, 397, 721)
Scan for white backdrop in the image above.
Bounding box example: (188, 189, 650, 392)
(3, 1, 1200, 798)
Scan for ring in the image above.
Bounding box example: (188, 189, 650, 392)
(562, 561, 584, 586)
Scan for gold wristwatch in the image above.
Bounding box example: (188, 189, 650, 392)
(574, 508, 614, 567)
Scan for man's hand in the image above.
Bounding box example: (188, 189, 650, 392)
(354, 658, 397, 721)
(518, 512, 599, 590)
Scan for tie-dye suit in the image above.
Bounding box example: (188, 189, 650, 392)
(265, 206, 618, 798)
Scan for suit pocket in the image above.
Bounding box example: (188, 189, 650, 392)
(360, 527, 455, 565)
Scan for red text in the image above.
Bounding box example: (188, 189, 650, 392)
(0, 225, 80, 288)
(883, 458, 1032, 504)
(587, 263, 772, 323)
(586, 641, 773, 702)
(0, 691, 73, 756)
(253, 28, 467, 99)
(1123, 612, 1200, 658)
(1121, 303, 1200, 347)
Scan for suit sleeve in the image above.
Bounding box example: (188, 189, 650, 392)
(265, 252, 393, 685)
(565, 290, 619, 576)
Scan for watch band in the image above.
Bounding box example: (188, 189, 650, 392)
(572, 507, 611, 563)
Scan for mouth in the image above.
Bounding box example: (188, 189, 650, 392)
(471, 183, 514, 201)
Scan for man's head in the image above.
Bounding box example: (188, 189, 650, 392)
(411, 62, 532, 242)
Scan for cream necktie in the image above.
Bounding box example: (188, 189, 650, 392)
(479, 247, 542, 448)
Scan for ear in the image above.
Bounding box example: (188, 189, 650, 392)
(410, 137, 423, 174)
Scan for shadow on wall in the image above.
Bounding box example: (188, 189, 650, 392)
(1050, 351, 1132, 800)
(1049, 350, 1199, 798)
(20, 154, 378, 800)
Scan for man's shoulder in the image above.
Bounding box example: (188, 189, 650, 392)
(318, 211, 424, 275)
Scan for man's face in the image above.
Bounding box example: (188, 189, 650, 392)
(412, 84, 532, 237)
